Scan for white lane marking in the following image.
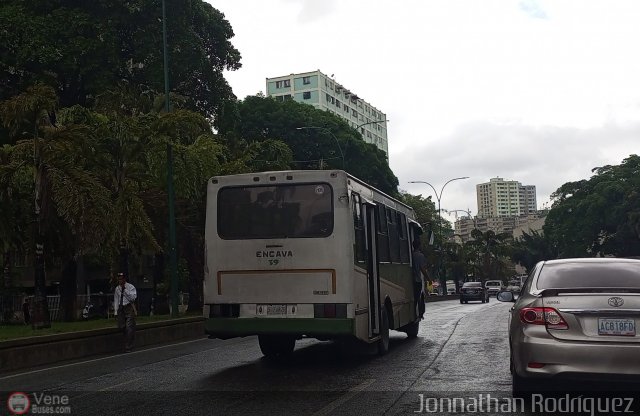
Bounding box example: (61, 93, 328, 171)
(0, 338, 212, 380)
(99, 377, 142, 391)
(312, 378, 376, 416)
(68, 377, 142, 402)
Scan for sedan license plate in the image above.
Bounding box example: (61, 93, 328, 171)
(598, 318, 636, 336)
(257, 304, 287, 316)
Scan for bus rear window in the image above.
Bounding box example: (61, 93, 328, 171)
(218, 183, 334, 239)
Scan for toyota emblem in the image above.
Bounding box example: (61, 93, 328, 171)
(608, 297, 624, 307)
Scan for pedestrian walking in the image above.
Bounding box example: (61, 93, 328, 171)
(114, 272, 137, 352)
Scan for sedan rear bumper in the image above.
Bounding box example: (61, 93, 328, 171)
(514, 332, 640, 380)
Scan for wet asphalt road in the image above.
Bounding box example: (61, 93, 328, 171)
(1, 299, 516, 415)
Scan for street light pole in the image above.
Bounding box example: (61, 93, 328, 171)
(408, 177, 469, 294)
(442, 208, 475, 243)
(356, 119, 389, 131)
(295, 127, 345, 169)
(162, 0, 179, 318)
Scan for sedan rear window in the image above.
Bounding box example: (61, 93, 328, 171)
(537, 261, 640, 289)
(463, 282, 482, 288)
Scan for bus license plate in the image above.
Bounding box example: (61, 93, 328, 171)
(257, 304, 287, 316)
(598, 318, 636, 336)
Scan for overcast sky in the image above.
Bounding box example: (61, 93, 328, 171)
(211, 0, 640, 222)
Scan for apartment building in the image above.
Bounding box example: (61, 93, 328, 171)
(476, 177, 537, 218)
(453, 212, 547, 244)
(266, 70, 389, 154)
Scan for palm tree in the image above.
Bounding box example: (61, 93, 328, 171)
(0, 85, 109, 328)
(466, 229, 512, 282)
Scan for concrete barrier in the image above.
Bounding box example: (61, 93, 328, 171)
(0, 317, 205, 373)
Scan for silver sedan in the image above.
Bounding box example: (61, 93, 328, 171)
(497, 258, 640, 396)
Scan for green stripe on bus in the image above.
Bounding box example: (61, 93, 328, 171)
(205, 318, 353, 335)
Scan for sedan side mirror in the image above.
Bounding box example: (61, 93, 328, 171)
(496, 291, 515, 303)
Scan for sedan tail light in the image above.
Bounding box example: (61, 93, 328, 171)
(519, 307, 568, 330)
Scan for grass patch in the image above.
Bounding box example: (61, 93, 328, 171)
(0, 313, 201, 342)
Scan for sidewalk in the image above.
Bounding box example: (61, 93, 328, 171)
(0, 316, 205, 373)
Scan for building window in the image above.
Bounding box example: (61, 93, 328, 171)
(303, 76, 311, 85)
(303, 91, 311, 100)
(275, 96, 284, 102)
(275, 81, 283, 88)
(283, 79, 290, 87)
(336, 100, 341, 108)
(352, 109, 357, 117)
(284, 94, 292, 100)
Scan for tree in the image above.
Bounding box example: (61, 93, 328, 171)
(0, 85, 109, 328)
(0, 0, 241, 119)
(465, 229, 513, 282)
(399, 192, 437, 232)
(545, 155, 640, 257)
(511, 230, 558, 272)
(221, 96, 400, 195)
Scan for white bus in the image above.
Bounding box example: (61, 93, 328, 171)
(203, 170, 425, 357)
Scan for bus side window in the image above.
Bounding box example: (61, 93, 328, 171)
(352, 193, 366, 264)
(377, 205, 390, 263)
(398, 212, 410, 264)
(388, 208, 400, 263)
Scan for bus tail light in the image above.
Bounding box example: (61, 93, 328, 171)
(314, 304, 347, 318)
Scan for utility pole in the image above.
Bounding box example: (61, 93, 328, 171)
(163, 0, 179, 318)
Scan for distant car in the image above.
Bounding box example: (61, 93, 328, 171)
(447, 287, 456, 295)
(460, 282, 489, 304)
(497, 258, 640, 396)
(485, 280, 504, 296)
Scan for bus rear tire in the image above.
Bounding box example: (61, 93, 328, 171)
(258, 335, 295, 358)
(377, 307, 390, 355)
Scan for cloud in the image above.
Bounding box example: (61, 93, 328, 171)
(518, 0, 548, 19)
(282, 0, 338, 24)
(214, 0, 640, 220)
(393, 120, 640, 215)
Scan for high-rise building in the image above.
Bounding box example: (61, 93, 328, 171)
(476, 177, 537, 218)
(266, 70, 389, 154)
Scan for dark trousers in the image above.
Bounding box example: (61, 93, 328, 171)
(413, 281, 425, 318)
(119, 304, 136, 351)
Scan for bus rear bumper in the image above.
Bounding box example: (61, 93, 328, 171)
(205, 317, 354, 340)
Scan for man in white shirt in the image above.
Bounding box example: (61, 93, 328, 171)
(114, 272, 137, 352)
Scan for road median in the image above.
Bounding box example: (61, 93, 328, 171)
(0, 316, 205, 373)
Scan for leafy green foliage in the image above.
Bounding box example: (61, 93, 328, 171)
(511, 229, 558, 272)
(545, 154, 640, 257)
(465, 229, 513, 281)
(220, 96, 399, 195)
(399, 192, 436, 238)
(0, 0, 241, 118)
(0, 85, 110, 254)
